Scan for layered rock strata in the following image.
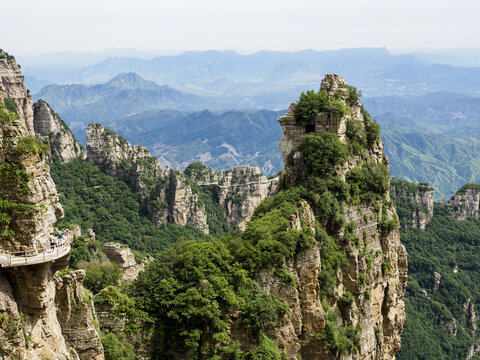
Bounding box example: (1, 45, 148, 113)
(266, 74, 407, 359)
(33, 99, 87, 163)
(86, 123, 209, 233)
(0, 51, 34, 134)
(443, 185, 480, 220)
(103, 242, 138, 281)
(390, 178, 435, 229)
(55, 269, 104, 360)
(0, 51, 102, 360)
(189, 164, 278, 229)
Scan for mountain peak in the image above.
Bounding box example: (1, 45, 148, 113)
(105, 72, 160, 90)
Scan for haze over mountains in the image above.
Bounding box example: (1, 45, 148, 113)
(28, 47, 480, 199)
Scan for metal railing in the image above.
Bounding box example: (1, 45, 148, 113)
(0, 237, 72, 268)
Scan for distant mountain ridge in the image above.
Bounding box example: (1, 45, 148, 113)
(24, 48, 480, 107)
(109, 108, 285, 176)
(34, 72, 239, 127)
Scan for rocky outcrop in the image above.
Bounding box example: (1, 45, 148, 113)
(260, 74, 407, 359)
(0, 52, 101, 360)
(0, 50, 34, 135)
(55, 269, 104, 360)
(33, 99, 86, 163)
(390, 178, 435, 229)
(103, 242, 138, 281)
(443, 185, 480, 220)
(86, 123, 209, 233)
(188, 164, 278, 229)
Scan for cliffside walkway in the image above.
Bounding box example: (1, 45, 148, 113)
(0, 238, 72, 268)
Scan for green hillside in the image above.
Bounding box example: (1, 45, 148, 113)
(393, 186, 480, 360)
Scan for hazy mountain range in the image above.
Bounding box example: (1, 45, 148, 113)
(26, 48, 480, 107)
(34, 72, 243, 126)
(29, 48, 480, 199)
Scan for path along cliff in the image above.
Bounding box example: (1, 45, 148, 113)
(0, 50, 103, 360)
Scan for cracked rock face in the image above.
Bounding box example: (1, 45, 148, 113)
(256, 74, 407, 360)
(0, 56, 34, 135)
(33, 99, 87, 163)
(86, 123, 209, 233)
(0, 53, 101, 360)
(190, 164, 279, 230)
(445, 187, 480, 220)
(103, 242, 139, 282)
(55, 269, 104, 360)
(390, 179, 435, 229)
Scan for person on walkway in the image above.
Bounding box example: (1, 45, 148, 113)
(50, 234, 56, 251)
(31, 238, 37, 254)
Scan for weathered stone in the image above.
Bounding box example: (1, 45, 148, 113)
(193, 165, 278, 229)
(390, 180, 435, 229)
(55, 270, 104, 360)
(0, 56, 34, 134)
(258, 74, 408, 360)
(103, 243, 138, 281)
(0, 53, 101, 360)
(86, 123, 209, 233)
(433, 271, 441, 292)
(444, 187, 480, 220)
(33, 99, 87, 163)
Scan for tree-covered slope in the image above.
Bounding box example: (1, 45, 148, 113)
(393, 186, 480, 360)
(50, 159, 210, 253)
(109, 109, 285, 176)
(382, 129, 480, 199)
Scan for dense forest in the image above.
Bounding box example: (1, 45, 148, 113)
(394, 201, 480, 359)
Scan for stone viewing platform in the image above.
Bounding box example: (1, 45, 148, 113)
(0, 237, 72, 267)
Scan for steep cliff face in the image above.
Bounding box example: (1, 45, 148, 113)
(0, 52, 102, 360)
(86, 123, 209, 233)
(267, 74, 407, 359)
(0, 73, 72, 358)
(55, 269, 104, 360)
(0, 51, 34, 135)
(390, 178, 435, 229)
(443, 184, 480, 220)
(187, 164, 278, 229)
(33, 99, 87, 163)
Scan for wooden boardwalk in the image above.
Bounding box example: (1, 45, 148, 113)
(0, 238, 71, 268)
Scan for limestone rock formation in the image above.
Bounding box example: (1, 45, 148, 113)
(103, 242, 138, 281)
(0, 51, 34, 135)
(188, 164, 278, 229)
(261, 74, 407, 359)
(443, 185, 480, 220)
(33, 99, 87, 163)
(390, 178, 435, 229)
(86, 123, 209, 233)
(0, 51, 102, 360)
(55, 269, 104, 360)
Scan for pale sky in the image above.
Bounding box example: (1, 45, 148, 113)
(2, 0, 479, 55)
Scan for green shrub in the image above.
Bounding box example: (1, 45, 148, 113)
(245, 334, 287, 360)
(315, 310, 361, 355)
(294, 89, 350, 125)
(298, 132, 348, 178)
(4, 99, 18, 115)
(101, 332, 136, 360)
(347, 161, 389, 204)
(15, 136, 49, 156)
(294, 90, 329, 124)
(342, 291, 355, 305)
(79, 261, 121, 294)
